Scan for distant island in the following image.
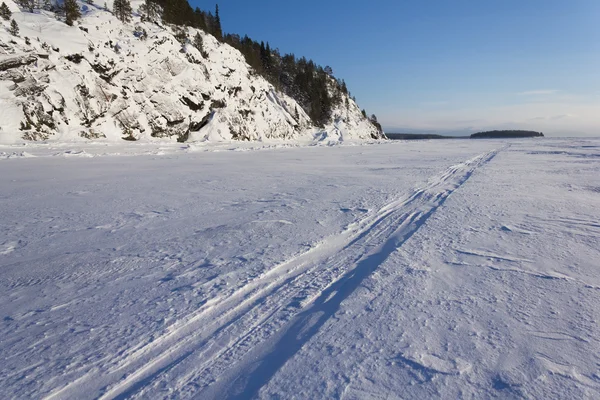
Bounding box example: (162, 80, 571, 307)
(470, 130, 544, 139)
(386, 130, 545, 141)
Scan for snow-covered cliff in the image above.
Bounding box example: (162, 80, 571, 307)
(0, 1, 384, 144)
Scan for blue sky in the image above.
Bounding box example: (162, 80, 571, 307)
(191, 1, 600, 136)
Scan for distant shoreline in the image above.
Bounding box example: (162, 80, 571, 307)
(387, 130, 544, 140)
(470, 130, 544, 139)
(386, 133, 468, 140)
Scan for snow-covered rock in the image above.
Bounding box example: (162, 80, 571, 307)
(0, 1, 384, 143)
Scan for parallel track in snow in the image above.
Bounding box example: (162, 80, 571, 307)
(45, 147, 503, 400)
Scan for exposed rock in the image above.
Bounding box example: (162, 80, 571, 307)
(150, 93, 185, 124)
(0, 69, 25, 83)
(80, 129, 106, 139)
(0, 54, 37, 71)
(14, 78, 48, 97)
(65, 54, 84, 64)
(180, 96, 203, 111)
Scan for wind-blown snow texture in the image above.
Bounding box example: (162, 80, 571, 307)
(0, 0, 382, 144)
(1, 138, 599, 399)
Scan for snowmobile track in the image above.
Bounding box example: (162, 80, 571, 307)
(45, 147, 504, 400)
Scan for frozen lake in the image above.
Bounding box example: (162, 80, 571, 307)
(1, 138, 599, 399)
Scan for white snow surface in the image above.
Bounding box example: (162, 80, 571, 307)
(0, 1, 381, 144)
(1, 137, 600, 399)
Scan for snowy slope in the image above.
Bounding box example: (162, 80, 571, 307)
(1, 138, 599, 398)
(0, 1, 383, 143)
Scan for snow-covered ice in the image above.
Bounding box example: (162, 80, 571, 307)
(1, 138, 599, 399)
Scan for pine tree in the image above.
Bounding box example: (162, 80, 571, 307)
(9, 18, 18, 36)
(64, 0, 81, 26)
(162, 0, 193, 26)
(340, 79, 348, 94)
(193, 32, 204, 52)
(0, 2, 11, 20)
(213, 3, 222, 40)
(173, 26, 187, 44)
(140, 0, 159, 22)
(113, 0, 132, 23)
(194, 7, 207, 31)
(123, 0, 133, 22)
(17, 0, 33, 12)
(369, 114, 382, 133)
(259, 41, 265, 65)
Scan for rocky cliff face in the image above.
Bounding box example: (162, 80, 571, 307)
(0, 1, 384, 144)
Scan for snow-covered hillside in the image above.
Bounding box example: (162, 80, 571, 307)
(0, 0, 383, 143)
